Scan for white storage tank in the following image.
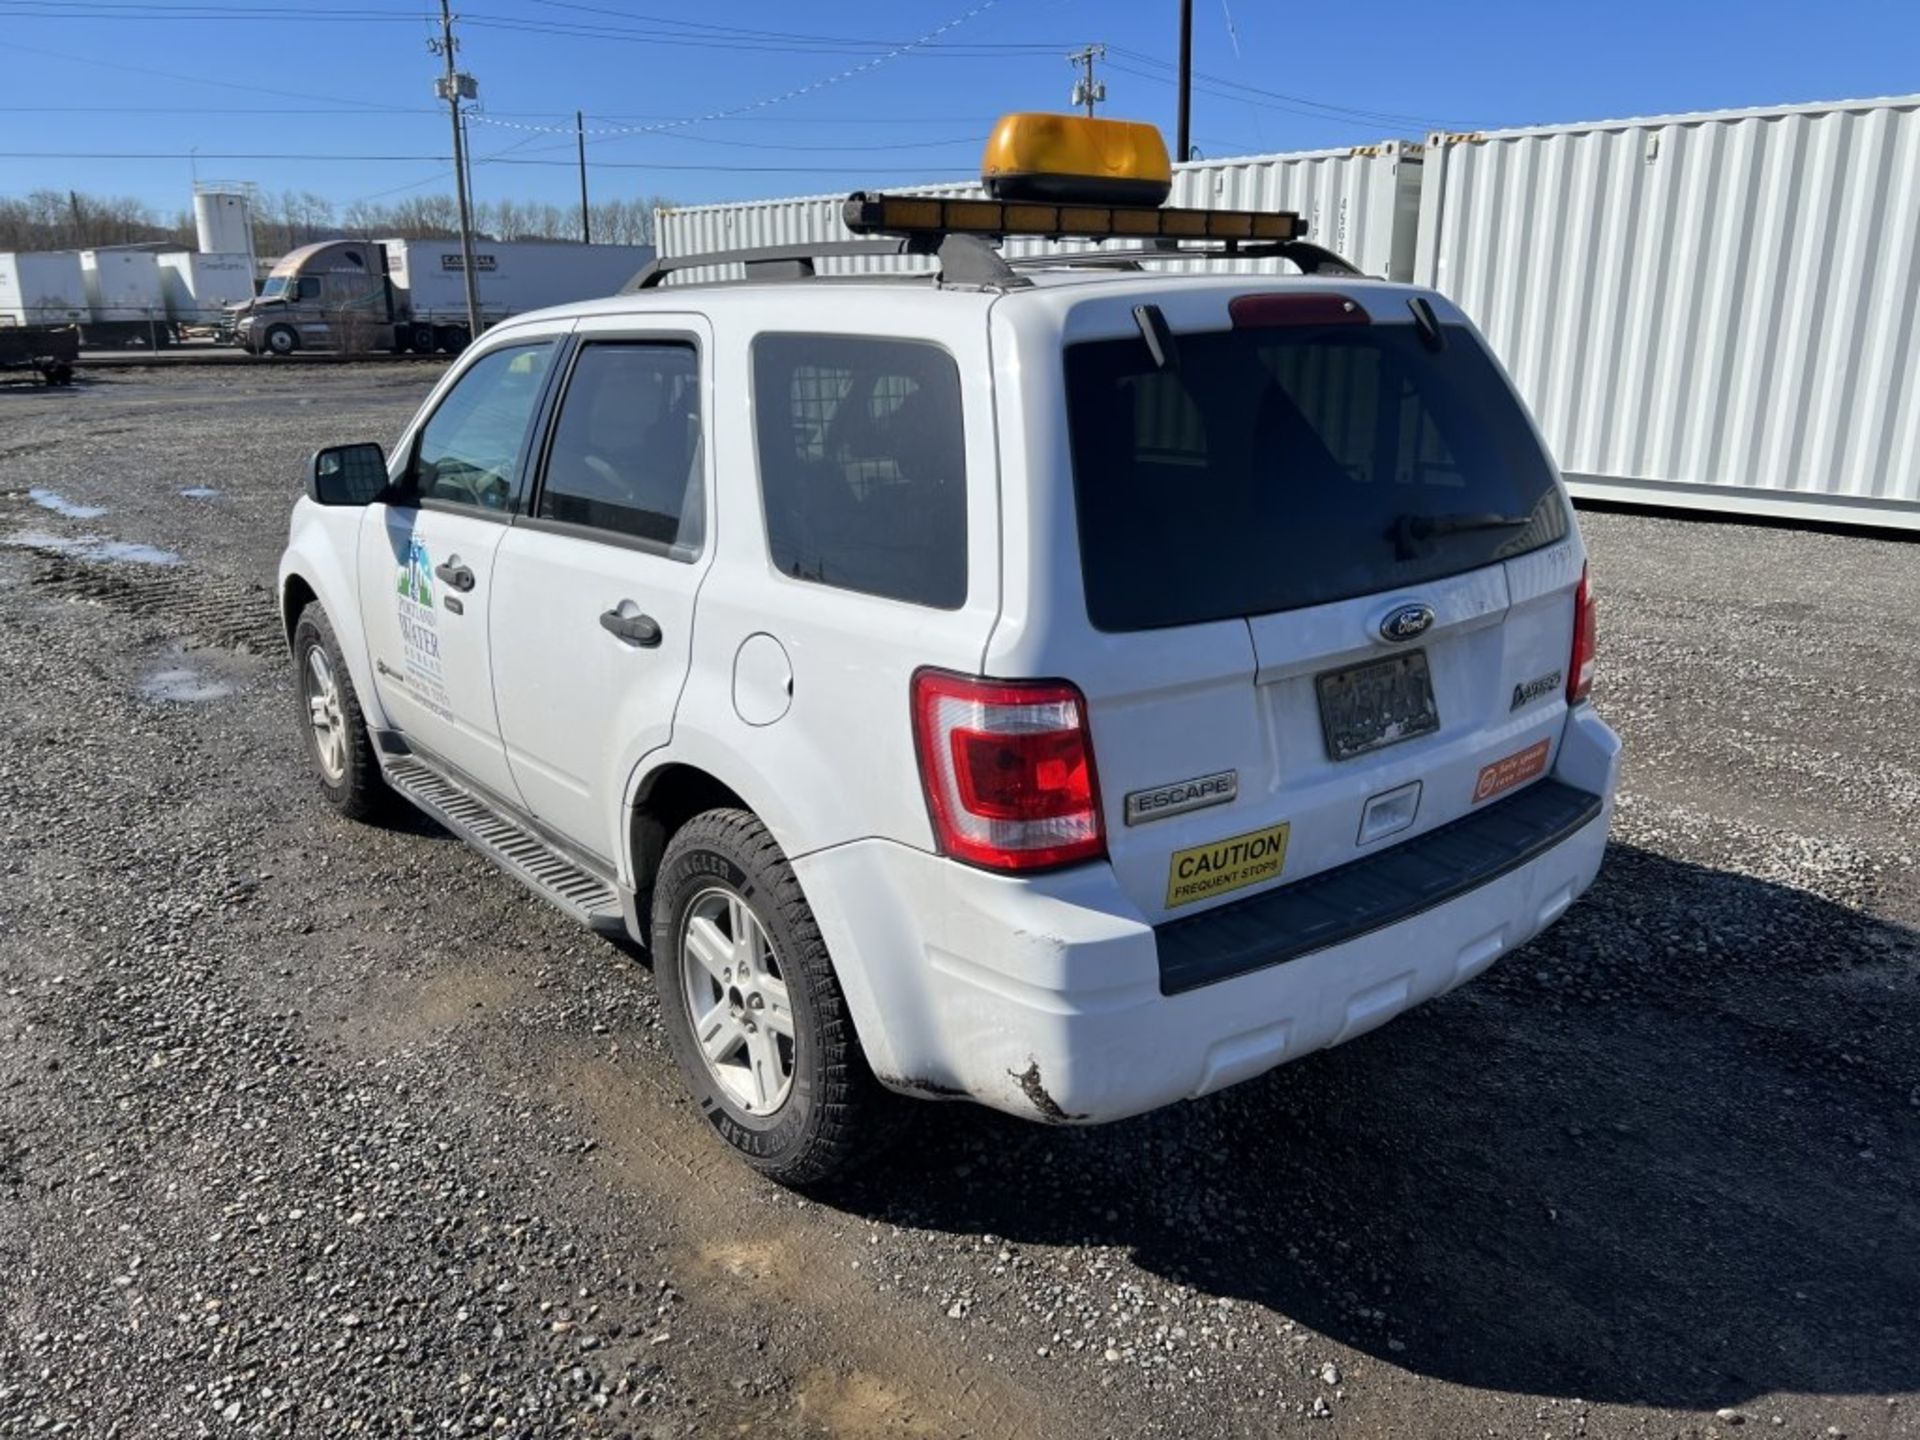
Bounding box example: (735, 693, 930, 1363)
(1415, 94, 1920, 531)
(80, 249, 165, 323)
(194, 187, 254, 262)
(656, 140, 1424, 286)
(0, 251, 87, 326)
(158, 251, 255, 323)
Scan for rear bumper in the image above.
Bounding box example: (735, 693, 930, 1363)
(795, 707, 1621, 1124)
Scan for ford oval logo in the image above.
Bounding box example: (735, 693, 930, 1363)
(1379, 603, 1435, 643)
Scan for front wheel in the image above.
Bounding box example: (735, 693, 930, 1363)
(264, 324, 298, 357)
(652, 809, 893, 1187)
(291, 602, 390, 822)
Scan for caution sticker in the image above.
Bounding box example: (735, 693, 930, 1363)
(1165, 822, 1290, 909)
(1473, 738, 1551, 803)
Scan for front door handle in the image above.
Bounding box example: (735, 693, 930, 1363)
(434, 558, 475, 592)
(600, 607, 662, 648)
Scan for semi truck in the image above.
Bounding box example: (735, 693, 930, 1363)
(229, 237, 655, 356)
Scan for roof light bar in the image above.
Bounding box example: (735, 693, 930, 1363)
(842, 192, 1305, 247)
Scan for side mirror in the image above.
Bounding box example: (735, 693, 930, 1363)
(308, 442, 388, 506)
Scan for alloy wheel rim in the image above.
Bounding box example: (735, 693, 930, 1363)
(679, 886, 795, 1115)
(303, 646, 347, 783)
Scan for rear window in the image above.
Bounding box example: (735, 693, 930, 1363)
(1064, 320, 1568, 631)
(752, 333, 967, 610)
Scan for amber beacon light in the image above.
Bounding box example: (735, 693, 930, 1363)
(980, 112, 1173, 206)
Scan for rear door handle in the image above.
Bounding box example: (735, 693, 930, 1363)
(434, 559, 475, 592)
(600, 608, 662, 648)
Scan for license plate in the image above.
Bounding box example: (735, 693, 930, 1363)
(1316, 651, 1440, 761)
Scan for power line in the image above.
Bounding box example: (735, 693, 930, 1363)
(0, 151, 978, 174)
(4, 38, 404, 110)
(462, 0, 1007, 149)
(0, 105, 991, 124)
(1106, 46, 1476, 130)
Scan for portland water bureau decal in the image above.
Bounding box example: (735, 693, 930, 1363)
(393, 537, 454, 721)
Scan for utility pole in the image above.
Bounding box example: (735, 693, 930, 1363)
(1175, 0, 1193, 162)
(432, 0, 482, 342)
(576, 110, 591, 244)
(1068, 44, 1106, 117)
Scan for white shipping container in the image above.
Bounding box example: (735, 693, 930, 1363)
(80, 249, 165, 323)
(0, 251, 87, 326)
(158, 251, 254, 322)
(656, 141, 1424, 286)
(383, 239, 655, 319)
(1416, 94, 1920, 531)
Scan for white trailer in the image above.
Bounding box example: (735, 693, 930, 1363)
(0, 251, 87, 326)
(79, 249, 170, 346)
(656, 141, 1425, 285)
(1416, 94, 1920, 532)
(158, 252, 255, 326)
(383, 238, 657, 319)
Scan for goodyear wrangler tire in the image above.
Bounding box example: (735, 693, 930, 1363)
(291, 602, 391, 823)
(652, 808, 891, 1187)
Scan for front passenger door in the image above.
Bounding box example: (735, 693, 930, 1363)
(355, 336, 560, 802)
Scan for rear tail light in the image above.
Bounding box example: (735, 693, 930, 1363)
(1567, 565, 1597, 705)
(911, 669, 1106, 873)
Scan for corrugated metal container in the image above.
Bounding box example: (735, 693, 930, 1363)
(657, 141, 1424, 286)
(1416, 95, 1920, 530)
(80, 249, 165, 322)
(158, 251, 254, 322)
(0, 251, 87, 325)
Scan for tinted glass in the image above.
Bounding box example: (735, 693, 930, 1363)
(1064, 322, 1568, 631)
(410, 342, 554, 511)
(538, 342, 703, 554)
(752, 334, 967, 610)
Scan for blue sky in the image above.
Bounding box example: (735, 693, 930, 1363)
(3, 0, 1917, 220)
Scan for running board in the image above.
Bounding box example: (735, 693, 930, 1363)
(384, 756, 626, 935)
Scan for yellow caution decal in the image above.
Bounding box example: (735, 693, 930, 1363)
(1165, 822, 1290, 909)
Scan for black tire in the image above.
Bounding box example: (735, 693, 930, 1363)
(411, 323, 436, 354)
(264, 324, 298, 357)
(652, 808, 893, 1187)
(290, 602, 390, 822)
(436, 324, 469, 355)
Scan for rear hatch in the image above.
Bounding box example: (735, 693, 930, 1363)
(1056, 287, 1584, 925)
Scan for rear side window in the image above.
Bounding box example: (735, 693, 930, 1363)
(752, 334, 967, 610)
(537, 341, 704, 556)
(1064, 321, 1569, 631)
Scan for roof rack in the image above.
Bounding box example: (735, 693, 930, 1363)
(620, 227, 1363, 294)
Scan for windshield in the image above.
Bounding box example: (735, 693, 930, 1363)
(1064, 320, 1569, 632)
(259, 275, 290, 300)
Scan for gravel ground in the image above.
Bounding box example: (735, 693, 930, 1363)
(1, 367, 1915, 1440)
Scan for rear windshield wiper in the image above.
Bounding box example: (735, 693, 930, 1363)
(1386, 511, 1531, 560)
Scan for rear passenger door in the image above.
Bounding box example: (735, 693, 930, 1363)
(490, 318, 713, 865)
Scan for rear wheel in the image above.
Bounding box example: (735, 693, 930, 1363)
(291, 602, 389, 822)
(652, 809, 892, 1187)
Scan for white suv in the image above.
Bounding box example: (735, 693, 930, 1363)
(279, 216, 1619, 1184)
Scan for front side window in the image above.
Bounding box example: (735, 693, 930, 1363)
(537, 341, 704, 554)
(409, 341, 554, 512)
(296, 276, 321, 301)
(752, 333, 967, 610)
